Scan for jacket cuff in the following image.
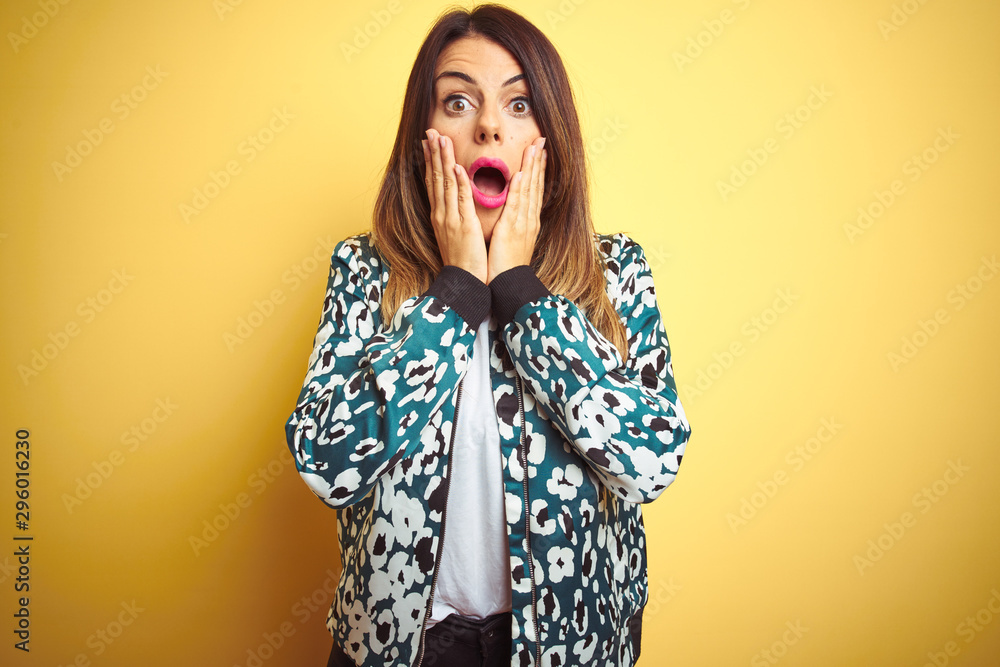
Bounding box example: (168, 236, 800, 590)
(490, 265, 552, 328)
(424, 265, 490, 328)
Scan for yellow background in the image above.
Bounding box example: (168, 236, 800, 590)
(2, 0, 998, 665)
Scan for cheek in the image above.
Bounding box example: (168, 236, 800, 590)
(526, 119, 542, 142)
(426, 109, 461, 142)
(518, 124, 543, 153)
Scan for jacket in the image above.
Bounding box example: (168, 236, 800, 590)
(285, 231, 691, 667)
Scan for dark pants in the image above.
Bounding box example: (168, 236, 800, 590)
(327, 612, 513, 667)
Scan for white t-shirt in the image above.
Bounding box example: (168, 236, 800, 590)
(428, 317, 512, 626)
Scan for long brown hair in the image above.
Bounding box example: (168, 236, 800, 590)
(370, 4, 628, 358)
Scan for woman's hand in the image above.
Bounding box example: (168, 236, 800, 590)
(422, 129, 488, 284)
(486, 137, 546, 283)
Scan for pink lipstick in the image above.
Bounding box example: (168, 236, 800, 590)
(468, 157, 510, 209)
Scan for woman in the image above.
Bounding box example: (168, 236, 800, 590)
(285, 5, 691, 666)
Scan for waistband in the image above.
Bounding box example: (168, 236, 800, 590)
(428, 611, 512, 647)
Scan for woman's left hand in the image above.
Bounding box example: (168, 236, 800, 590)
(486, 137, 546, 283)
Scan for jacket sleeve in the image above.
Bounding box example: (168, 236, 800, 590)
(492, 234, 691, 504)
(284, 236, 489, 508)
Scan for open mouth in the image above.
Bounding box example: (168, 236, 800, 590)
(472, 167, 507, 196)
(468, 157, 510, 209)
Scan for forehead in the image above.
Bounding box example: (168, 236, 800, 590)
(434, 36, 524, 86)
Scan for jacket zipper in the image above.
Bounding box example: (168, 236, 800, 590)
(517, 375, 542, 666)
(415, 381, 463, 667)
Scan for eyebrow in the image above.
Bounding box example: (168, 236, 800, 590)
(434, 71, 525, 88)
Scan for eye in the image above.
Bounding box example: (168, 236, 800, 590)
(444, 95, 472, 114)
(509, 97, 532, 117)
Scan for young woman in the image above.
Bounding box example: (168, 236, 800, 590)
(285, 5, 691, 666)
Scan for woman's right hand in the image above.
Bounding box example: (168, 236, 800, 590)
(422, 129, 489, 284)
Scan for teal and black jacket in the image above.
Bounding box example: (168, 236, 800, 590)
(285, 232, 691, 667)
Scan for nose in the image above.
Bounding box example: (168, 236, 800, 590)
(476, 105, 502, 144)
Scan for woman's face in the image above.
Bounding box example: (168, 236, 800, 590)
(427, 36, 542, 241)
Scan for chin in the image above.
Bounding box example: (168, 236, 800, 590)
(478, 208, 499, 242)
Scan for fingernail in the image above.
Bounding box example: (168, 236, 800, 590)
(539, 137, 546, 148)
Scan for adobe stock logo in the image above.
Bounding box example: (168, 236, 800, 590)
(726, 417, 843, 533)
(339, 1, 403, 63)
(717, 85, 833, 202)
(681, 288, 799, 401)
(223, 236, 337, 352)
(17, 269, 135, 385)
(179, 107, 294, 223)
(546, 0, 587, 30)
(188, 448, 295, 556)
(7, 0, 73, 53)
(214, 0, 246, 20)
(920, 587, 1000, 667)
(853, 459, 970, 575)
(750, 620, 808, 667)
(843, 127, 958, 243)
(62, 398, 179, 513)
(672, 0, 754, 72)
(588, 117, 627, 158)
(878, 0, 933, 40)
(55, 600, 145, 666)
(886, 255, 997, 372)
(51, 66, 169, 182)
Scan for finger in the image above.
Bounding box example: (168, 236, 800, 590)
(454, 163, 477, 224)
(500, 170, 524, 228)
(534, 138, 546, 196)
(517, 146, 537, 222)
(517, 140, 535, 173)
(427, 129, 445, 225)
(439, 135, 460, 225)
(524, 142, 541, 216)
(537, 148, 547, 219)
(517, 142, 541, 220)
(527, 143, 545, 227)
(421, 138, 431, 191)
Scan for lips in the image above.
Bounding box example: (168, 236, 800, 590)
(468, 157, 510, 209)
